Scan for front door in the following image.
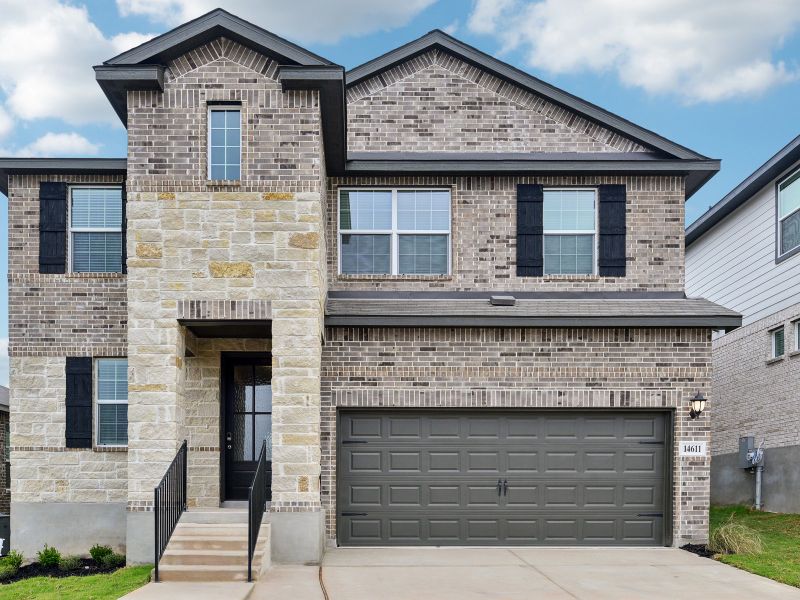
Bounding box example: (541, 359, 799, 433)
(222, 354, 272, 501)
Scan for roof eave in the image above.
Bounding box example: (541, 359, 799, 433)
(105, 8, 332, 67)
(94, 64, 165, 126)
(279, 65, 347, 175)
(0, 158, 127, 196)
(686, 133, 800, 246)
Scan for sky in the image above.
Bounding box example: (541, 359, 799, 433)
(1, 0, 799, 385)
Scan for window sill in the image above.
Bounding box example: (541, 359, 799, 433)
(765, 356, 785, 366)
(540, 274, 602, 281)
(789, 350, 800, 358)
(93, 446, 128, 452)
(66, 272, 125, 279)
(206, 179, 241, 187)
(337, 274, 453, 282)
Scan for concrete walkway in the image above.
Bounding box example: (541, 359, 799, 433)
(121, 582, 254, 600)
(315, 547, 800, 600)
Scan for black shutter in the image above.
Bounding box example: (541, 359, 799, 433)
(121, 186, 127, 274)
(65, 357, 92, 449)
(39, 182, 68, 273)
(598, 184, 627, 277)
(516, 184, 544, 276)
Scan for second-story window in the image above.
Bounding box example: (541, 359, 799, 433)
(209, 107, 241, 181)
(339, 189, 451, 275)
(70, 187, 123, 273)
(543, 189, 596, 275)
(778, 169, 800, 258)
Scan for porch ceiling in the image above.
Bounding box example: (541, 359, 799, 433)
(178, 319, 271, 339)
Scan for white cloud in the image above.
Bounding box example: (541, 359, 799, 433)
(0, 339, 7, 388)
(0, 107, 12, 140)
(20, 132, 100, 156)
(467, 0, 800, 102)
(0, 0, 153, 128)
(116, 0, 437, 44)
(442, 20, 459, 36)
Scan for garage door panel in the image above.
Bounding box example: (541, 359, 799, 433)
(338, 411, 667, 546)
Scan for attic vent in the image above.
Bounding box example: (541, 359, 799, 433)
(490, 295, 516, 306)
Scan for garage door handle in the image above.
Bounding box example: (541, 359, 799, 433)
(637, 513, 663, 517)
(503, 479, 508, 496)
(341, 512, 368, 517)
(341, 440, 368, 444)
(496, 479, 502, 496)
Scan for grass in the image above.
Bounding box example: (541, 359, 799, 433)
(0, 565, 152, 600)
(711, 505, 800, 587)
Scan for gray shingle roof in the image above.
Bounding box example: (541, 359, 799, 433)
(325, 296, 741, 329)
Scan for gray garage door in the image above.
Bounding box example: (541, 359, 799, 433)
(337, 410, 667, 546)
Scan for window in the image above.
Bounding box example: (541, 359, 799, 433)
(795, 319, 800, 353)
(778, 169, 800, 258)
(771, 327, 785, 359)
(208, 107, 241, 180)
(543, 189, 596, 275)
(95, 358, 128, 446)
(69, 187, 123, 273)
(4, 418, 8, 491)
(339, 189, 450, 275)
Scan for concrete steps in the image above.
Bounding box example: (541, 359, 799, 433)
(157, 510, 271, 582)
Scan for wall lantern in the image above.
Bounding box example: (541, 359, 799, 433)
(689, 392, 707, 419)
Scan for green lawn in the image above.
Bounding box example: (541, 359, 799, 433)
(711, 505, 800, 587)
(0, 565, 152, 600)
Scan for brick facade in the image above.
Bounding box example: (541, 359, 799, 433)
(328, 175, 686, 292)
(321, 326, 713, 545)
(710, 302, 800, 456)
(347, 49, 646, 154)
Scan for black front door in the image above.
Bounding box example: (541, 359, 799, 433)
(222, 354, 272, 501)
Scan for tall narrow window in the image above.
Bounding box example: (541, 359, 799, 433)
(779, 169, 800, 258)
(70, 187, 123, 273)
(543, 189, 596, 275)
(96, 358, 128, 446)
(209, 107, 241, 181)
(338, 189, 450, 275)
(771, 327, 785, 359)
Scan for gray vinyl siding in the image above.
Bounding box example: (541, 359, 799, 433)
(686, 159, 800, 326)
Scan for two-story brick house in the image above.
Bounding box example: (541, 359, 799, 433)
(2, 9, 739, 578)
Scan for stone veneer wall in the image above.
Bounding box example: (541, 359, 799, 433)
(123, 36, 326, 560)
(327, 175, 685, 292)
(711, 302, 800, 456)
(321, 326, 713, 545)
(346, 49, 646, 153)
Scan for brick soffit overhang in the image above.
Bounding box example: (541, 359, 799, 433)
(1, 9, 719, 198)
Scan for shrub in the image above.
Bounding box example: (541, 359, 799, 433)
(0, 563, 17, 581)
(58, 555, 82, 572)
(89, 544, 113, 564)
(37, 544, 61, 568)
(709, 518, 764, 555)
(101, 553, 125, 569)
(3, 551, 23, 571)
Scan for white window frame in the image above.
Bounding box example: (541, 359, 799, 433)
(337, 188, 452, 276)
(68, 186, 124, 274)
(770, 326, 785, 359)
(207, 105, 242, 181)
(794, 319, 800, 353)
(542, 187, 599, 276)
(94, 357, 128, 448)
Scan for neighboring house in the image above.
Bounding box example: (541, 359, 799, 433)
(1, 9, 738, 576)
(0, 386, 8, 514)
(686, 135, 800, 513)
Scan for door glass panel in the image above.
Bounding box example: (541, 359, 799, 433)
(233, 365, 253, 412)
(254, 366, 272, 411)
(255, 414, 272, 460)
(232, 414, 252, 461)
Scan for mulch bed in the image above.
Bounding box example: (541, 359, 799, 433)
(681, 543, 716, 558)
(0, 558, 125, 585)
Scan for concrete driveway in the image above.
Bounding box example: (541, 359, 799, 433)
(290, 547, 800, 600)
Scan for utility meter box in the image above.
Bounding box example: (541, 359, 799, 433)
(739, 436, 755, 468)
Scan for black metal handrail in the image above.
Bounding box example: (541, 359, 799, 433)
(154, 440, 188, 582)
(248, 439, 269, 582)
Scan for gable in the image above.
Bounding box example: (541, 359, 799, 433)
(347, 50, 646, 154)
(166, 38, 281, 83)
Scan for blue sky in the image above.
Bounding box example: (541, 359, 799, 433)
(1, 0, 799, 385)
